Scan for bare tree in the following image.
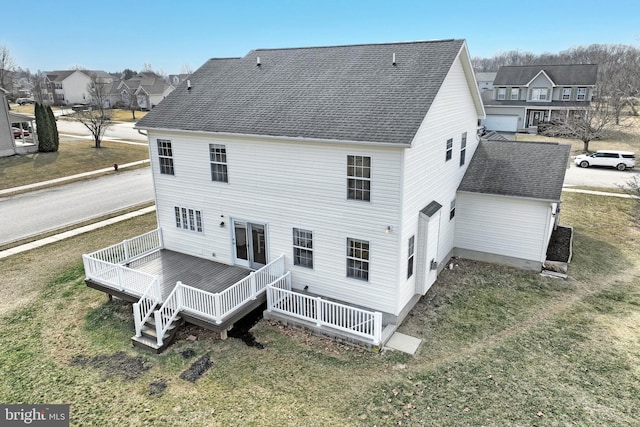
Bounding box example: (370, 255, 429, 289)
(181, 63, 193, 75)
(619, 176, 640, 222)
(75, 77, 113, 148)
(30, 70, 47, 104)
(548, 101, 617, 152)
(0, 45, 16, 90)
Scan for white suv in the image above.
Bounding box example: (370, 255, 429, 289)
(574, 150, 636, 171)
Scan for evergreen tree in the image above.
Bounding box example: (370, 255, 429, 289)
(35, 102, 58, 152)
(45, 105, 59, 151)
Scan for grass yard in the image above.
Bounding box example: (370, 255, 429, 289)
(0, 191, 639, 425)
(9, 104, 147, 123)
(0, 139, 149, 190)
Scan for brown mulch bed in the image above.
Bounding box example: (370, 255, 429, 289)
(546, 226, 572, 263)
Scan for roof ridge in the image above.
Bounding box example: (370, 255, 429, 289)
(250, 39, 462, 53)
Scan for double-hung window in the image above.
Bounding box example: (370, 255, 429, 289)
(562, 88, 571, 101)
(531, 88, 548, 101)
(407, 236, 415, 279)
(460, 132, 467, 166)
(293, 228, 313, 269)
(445, 138, 453, 162)
(449, 199, 456, 220)
(157, 139, 174, 175)
(510, 88, 519, 100)
(347, 238, 369, 281)
(576, 88, 586, 101)
(174, 206, 203, 232)
(209, 144, 228, 182)
(347, 155, 371, 201)
(497, 88, 506, 100)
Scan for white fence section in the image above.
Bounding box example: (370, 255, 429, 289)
(151, 255, 287, 346)
(266, 283, 383, 345)
(83, 228, 163, 296)
(133, 278, 162, 337)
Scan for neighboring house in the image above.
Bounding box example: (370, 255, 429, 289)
(475, 71, 496, 93)
(107, 75, 174, 110)
(482, 64, 597, 132)
(0, 87, 15, 157)
(42, 70, 113, 105)
(83, 40, 569, 351)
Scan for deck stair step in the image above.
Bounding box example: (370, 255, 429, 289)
(131, 315, 184, 354)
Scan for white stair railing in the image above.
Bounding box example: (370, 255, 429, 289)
(133, 277, 162, 337)
(153, 282, 183, 347)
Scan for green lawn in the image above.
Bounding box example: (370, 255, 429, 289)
(0, 192, 639, 425)
(0, 139, 149, 190)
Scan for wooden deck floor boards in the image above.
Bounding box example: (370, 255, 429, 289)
(130, 250, 251, 300)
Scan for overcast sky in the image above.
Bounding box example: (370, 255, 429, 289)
(4, 0, 640, 75)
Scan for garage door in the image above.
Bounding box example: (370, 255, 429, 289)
(483, 115, 519, 132)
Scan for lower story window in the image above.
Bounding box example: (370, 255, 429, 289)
(347, 238, 369, 281)
(293, 228, 313, 268)
(174, 206, 203, 232)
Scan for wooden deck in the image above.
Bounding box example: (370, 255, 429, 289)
(128, 250, 252, 300)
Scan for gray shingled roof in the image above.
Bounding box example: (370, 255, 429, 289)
(137, 40, 466, 144)
(459, 141, 570, 201)
(493, 64, 597, 86)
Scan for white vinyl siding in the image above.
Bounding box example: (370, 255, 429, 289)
(147, 129, 402, 314)
(454, 193, 552, 263)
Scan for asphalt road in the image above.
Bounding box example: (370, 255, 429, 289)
(0, 168, 154, 245)
(563, 163, 639, 189)
(56, 119, 147, 142)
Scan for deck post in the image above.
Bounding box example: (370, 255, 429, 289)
(153, 310, 163, 347)
(116, 266, 124, 291)
(250, 273, 257, 299)
(175, 281, 183, 310)
(373, 312, 383, 345)
(123, 239, 130, 264)
(154, 278, 162, 302)
(315, 297, 322, 327)
(214, 293, 221, 324)
(133, 303, 142, 337)
(266, 285, 273, 312)
(157, 228, 164, 249)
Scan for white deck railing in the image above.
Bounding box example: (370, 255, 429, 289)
(87, 228, 162, 265)
(266, 283, 383, 345)
(83, 228, 163, 296)
(133, 278, 162, 337)
(152, 255, 287, 346)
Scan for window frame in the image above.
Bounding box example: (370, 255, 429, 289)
(347, 155, 371, 202)
(449, 199, 456, 220)
(445, 138, 453, 162)
(510, 88, 519, 100)
(157, 139, 175, 175)
(407, 236, 415, 279)
(576, 87, 586, 101)
(174, 206, 203, 233)
(292, 228, 313, 269)
(209, 144, 229, 183)
(459, 132, 467, 166)
(562, 87, 571, 101)
(346, 238, 370, 281)
(497, 87, 506, 100)
(531, 88, 548, 101)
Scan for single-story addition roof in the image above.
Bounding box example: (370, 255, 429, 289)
(493, 64, 598, 86)
(137, 39, 482, 145)
(459, 140, 571, 201)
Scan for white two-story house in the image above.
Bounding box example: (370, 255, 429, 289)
(481, 64, 597, 132)
(82, 40, 570, 351)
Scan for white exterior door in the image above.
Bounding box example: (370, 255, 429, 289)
(232, 219, 267, 269)
(423, 211, 441, 293)
(416, 203, 442, 295)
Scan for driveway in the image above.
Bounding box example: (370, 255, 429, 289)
(563, 163, 639, 189)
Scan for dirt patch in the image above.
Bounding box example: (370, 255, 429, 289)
(148, 380, 167, 395)
(71, 351, 152, 381)
(179, 356, 213, 382)
(179, 348, 196, 359)
(546, 226, 572, 263)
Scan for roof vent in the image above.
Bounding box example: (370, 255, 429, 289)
(256, 56, 261, 67)
(392, 53, 396, 66)
(187, 80, 191, 90)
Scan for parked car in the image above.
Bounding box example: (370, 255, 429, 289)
(574, 150, 636, 171)
(12, 127, 30, 138)
(16, 98, 34, 105)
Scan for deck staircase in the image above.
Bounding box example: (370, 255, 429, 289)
(131, 315, 184, 353)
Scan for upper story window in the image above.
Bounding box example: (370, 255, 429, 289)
(497, 88, 506, 100)
(510, 88, 519, 100)
(347, 238, 369, 281)
(562, 88, 571, 101)
(157, 139, 174, 175)
(450, 199, 456, 220)
(174, 206, 203, 232)
(460, 132, 467, 166)
(407, 236, 415, 279)
(347, 155, 371, 201)
(531, 88, 548, 101)
(209, 144, 228, 182)
(445, 138, 453, 162)
(576, 88, 586, 101)
(293, 228, 313, 269)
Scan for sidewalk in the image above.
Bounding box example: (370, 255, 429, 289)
(562, 187, 639, 199)
(0, 159, 150, 197)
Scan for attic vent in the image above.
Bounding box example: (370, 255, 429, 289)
(256, 56, 261, 67)
(187, 80, 191, 90)
(392, 53, 396, 66)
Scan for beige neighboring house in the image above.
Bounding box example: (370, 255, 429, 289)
(108, 73, 174, 110)
(42, 70, 113, 105)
